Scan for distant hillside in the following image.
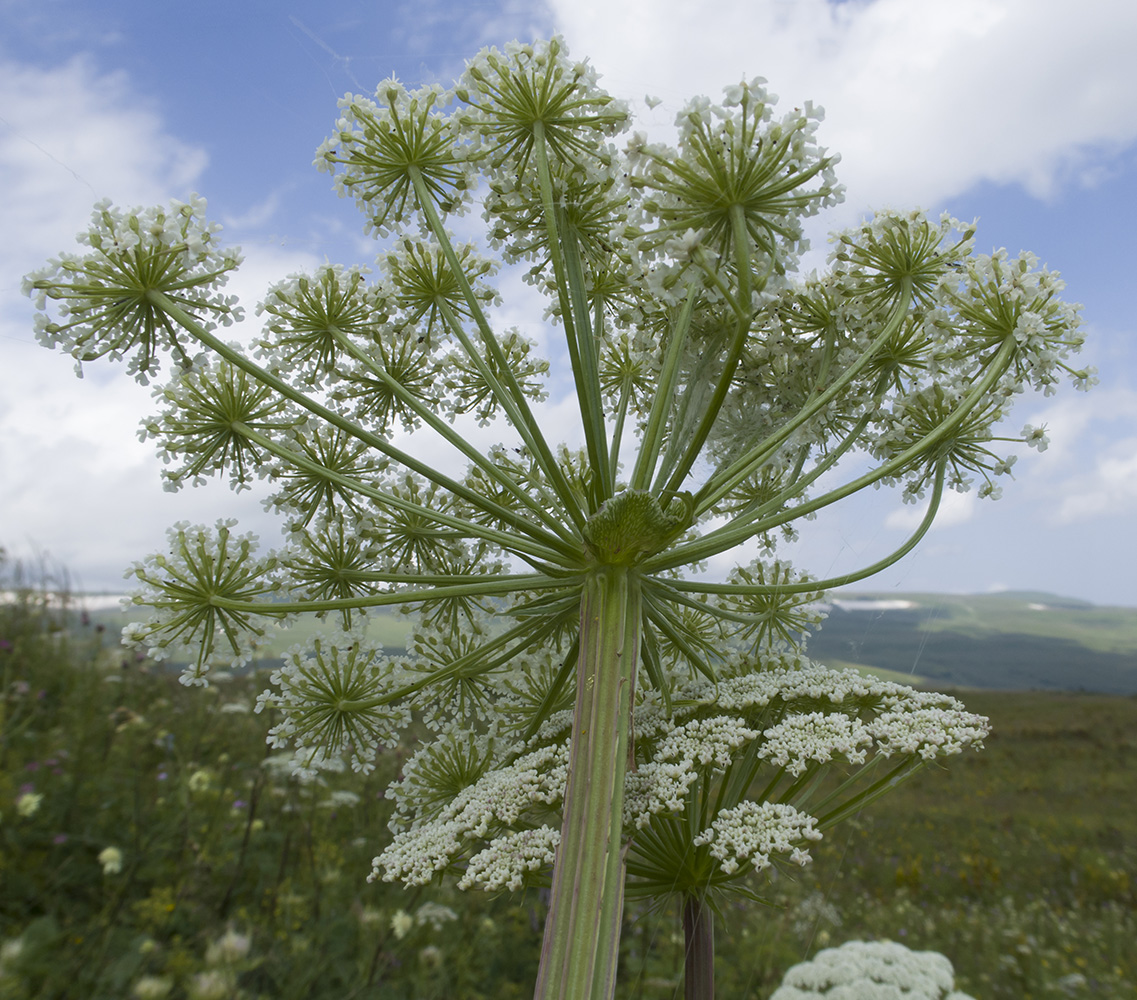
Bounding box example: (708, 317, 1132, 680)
(77, 589, 1137, 694)
(808, 591, 1137, 693)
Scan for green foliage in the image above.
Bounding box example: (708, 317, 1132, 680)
(3, 589, 1134, 998)
(0, 572, 545, 999)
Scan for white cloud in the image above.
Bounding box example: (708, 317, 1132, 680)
(547, 0, 1137, 212)
(0, 56, 321, 588)
(1054, 437, 1137, 522)
(0, 56, 208, 289)
(884, 488, 977, 531)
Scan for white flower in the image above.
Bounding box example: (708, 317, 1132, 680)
(390, 909, 414, 940)
(459, 826, 561, 891)
(16, 792, 43, 818)
(692, 801, 821, 876)
(98, 846, 124, 875)
(1023, 423, 1050, 452)
(131, 976, 174, 1000)
(771, 939, 974, 1000)
(187, 969, 236, 1000)
(24, 196, 242, 384)
(205, 928, 251, 966)
(415, 901, 459, 928)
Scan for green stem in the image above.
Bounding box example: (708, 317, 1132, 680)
(661, 205, 755, 496)
(408, 169, 588, 530)
(694, 285, 913, 517)
(208, 573, 573, 616)
(647, 458, 948, 598)
(534, 567, 640, 1000)
(630, 290, 697, 491)
(330, 327, 581, 548)
(148, 291, 574, 557)
(644, 337, 1015, 574)
(683, 894, 715, 1000)
(233, 422, 573, 567)
(532, 123, 613, 502)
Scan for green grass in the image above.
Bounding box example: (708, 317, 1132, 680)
(4, 587, 1135, 999)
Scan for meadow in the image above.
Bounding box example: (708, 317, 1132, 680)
(2, 583, 1134, 999)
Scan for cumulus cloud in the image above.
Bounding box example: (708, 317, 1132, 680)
(0, 56, 319, 588)
(1054, 439, 1137, 522)
(884, 489, 977, 532)
(0, 56, 208, 288)
(547, 0, 1137, 212)
(1011, 388, 1137, 524)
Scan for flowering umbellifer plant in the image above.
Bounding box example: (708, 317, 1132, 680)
(27, 36, 1088, 1000)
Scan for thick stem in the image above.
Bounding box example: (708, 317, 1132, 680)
(683, 894, 714, 1000)
(534, 567, 640, 1000)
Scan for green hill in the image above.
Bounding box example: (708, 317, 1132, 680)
(77, 589, 1137, 693)
(808, 591, 1137, 693)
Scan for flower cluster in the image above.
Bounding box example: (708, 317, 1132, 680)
(374, 659, 988, 896)
(771, 939, 976, 1000)
(373, 741, 570, 888)
(692, 801, 821, 874)
(25, 196, 241, 382)
(121, 520, 282, 682)
(315, 79, 474, 236)
(256, 630, 411, 775)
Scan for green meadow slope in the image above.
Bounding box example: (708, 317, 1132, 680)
(808, 591, 1137, 693)
(81, 589, 1137, 693)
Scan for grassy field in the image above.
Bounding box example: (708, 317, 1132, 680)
(2, 593, 1134, 998)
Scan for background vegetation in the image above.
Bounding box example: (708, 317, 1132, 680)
(2, 561, 1134, 998)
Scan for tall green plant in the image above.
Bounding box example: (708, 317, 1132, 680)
(26, 37, 1089, 999)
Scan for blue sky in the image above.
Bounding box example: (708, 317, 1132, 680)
(2, 0, 1135, 605)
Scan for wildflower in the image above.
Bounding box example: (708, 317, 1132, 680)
(16, 792, 42, 818)
(770, 939, 976, 1000)
(187, 969, 236, 1000)
(415, 901, 459, 929)
(0, 937, 24, 968)
(23, 196, 241, 382)
(390, 909, 414, 940)
(29, 34, 1087, 999)
(132, 975, 174, 1000)
(122, 520, 281, 683)
(98, 846, 124, 875)
(319, 790, 361, 809)
(205, 928, 251, 966)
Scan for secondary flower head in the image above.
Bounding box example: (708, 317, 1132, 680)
(630, 80, 841, 273)
(316, 79, 474, 237)
(205, 928, 251, 966)
(456, 36, 630, 176)
(771, 939, 976, 1000)
(122, 520, 282, 682)
(256, 630, 412, 775)
(24, 196, 242, 383)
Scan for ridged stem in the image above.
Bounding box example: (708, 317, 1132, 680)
(534, 566, 640, 1000)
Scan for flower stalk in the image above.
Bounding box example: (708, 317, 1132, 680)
(536, 567, 640, 1000)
